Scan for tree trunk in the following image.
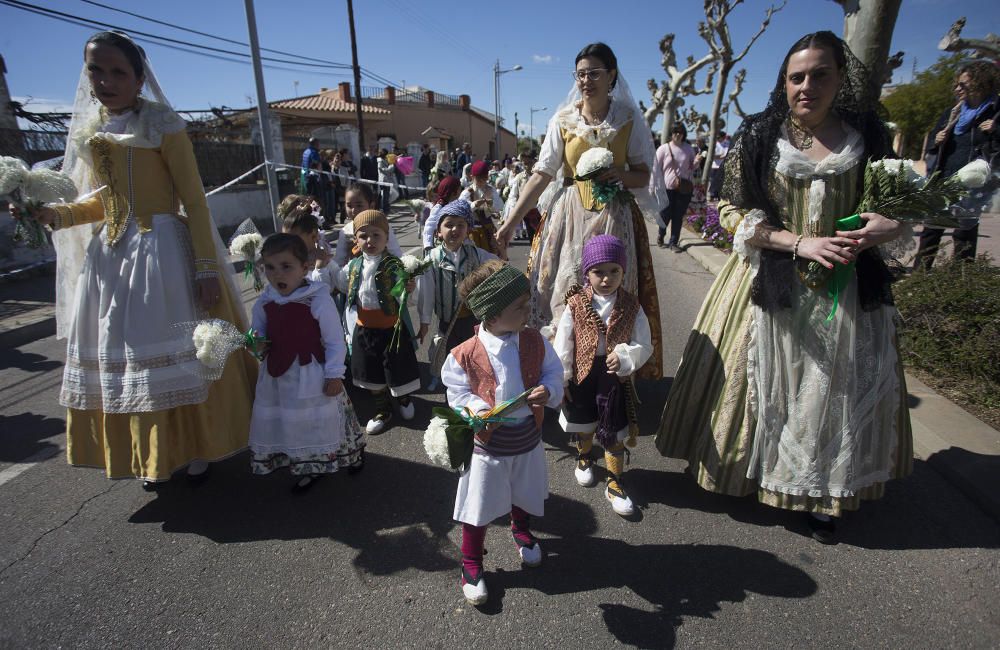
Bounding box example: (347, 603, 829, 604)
(660, 87, 680, 144)
(840, 0, 903, 104)
(701, 66, 730, 187)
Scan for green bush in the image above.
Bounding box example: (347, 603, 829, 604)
(895, 254, 1000, 414)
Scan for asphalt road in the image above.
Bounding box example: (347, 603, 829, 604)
(0, 209, 998, 649)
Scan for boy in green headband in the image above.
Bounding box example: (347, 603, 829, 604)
(440, 260, 564, 606)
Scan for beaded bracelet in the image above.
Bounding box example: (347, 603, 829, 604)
(792, 234, 804, 261)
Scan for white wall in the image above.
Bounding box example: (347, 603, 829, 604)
(207, 184, 272, 230)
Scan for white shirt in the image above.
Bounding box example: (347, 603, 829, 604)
(417, 244, 497, 325)
(441, 326, 564, 420)
(552, 291, 653, 385)
(712, 139, 731, 170)
(331, 252, 384, 310)
(460, 185, 504, 216)
(250, 280, 346, 379)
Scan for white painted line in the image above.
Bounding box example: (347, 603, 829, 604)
(0, 447, 60, 487)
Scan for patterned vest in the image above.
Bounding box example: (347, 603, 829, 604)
(262, 300, 325, 378)
(346, 254, 401, 316)
(565, 285, 639, 384)
(452, 327, 545, 429)
(431, 243, 482, 322)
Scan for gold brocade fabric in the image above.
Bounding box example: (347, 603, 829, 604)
(561, 121, 633, 211)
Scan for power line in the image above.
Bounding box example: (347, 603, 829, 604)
(73, 0, 405, 90)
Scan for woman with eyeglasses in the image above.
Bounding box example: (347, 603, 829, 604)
(496, 42, 663, 382)
(913, 61, 999, 269)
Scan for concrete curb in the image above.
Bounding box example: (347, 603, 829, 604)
(676, 229, 1000, 520)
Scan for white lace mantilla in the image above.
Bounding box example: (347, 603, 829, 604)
(554, 100, 619, 146)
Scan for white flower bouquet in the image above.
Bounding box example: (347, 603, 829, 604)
(228, 219, 265, 292)
(174, 318, 268, 380)
(573, 147, 627, 205)
(803, 157, 985, 320)
(1, 156, 78, 249)
(423, 388, 533, 472)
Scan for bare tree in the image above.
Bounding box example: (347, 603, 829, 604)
(642, 34, 718, 143)
(725, 68, 748, 120)
(699, 0, 786, 186)
(832, 0, 903, 104)
(938, 17, 1000, 59)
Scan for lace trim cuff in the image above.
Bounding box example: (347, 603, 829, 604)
(195, 270, 220, 280)
(733, 209, 767, 260)
(879, 222, 916, 262)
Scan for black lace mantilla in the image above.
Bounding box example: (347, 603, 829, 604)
(721, 31, 896, 312)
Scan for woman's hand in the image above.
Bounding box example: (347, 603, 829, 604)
(835, 212, 902, 251)
(595, 166, 624, 184)
(934, 130, 947, 144)
(196, 276, 222, 309)
(10, 204, 57, 225)
(979, 119, 994, 133)
(796, 236, 860, 269)
(323, 378, 345, 397)
(417, 323, 429, 345)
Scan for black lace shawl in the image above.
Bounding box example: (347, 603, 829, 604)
(721, 33, 896, 312)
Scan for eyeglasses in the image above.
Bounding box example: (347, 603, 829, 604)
(573, 68, 607, 82)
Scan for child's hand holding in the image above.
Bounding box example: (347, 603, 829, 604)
(417, 323, 429, 344)
(606, 351, 621, 374)
(323, 378, 344, 397)
(315, 245, 332, 269)
(405, 278, 416, 293)
(526, 385, 550, 406)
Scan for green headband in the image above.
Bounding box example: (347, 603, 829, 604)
(466, 264, 531, 321)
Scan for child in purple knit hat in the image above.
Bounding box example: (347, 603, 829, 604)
(552, 234, 654, 517)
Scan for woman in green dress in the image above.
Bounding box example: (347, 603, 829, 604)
(654, 31, 913, 543)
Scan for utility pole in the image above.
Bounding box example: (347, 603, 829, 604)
(243, 0, 281, 232)
(347, 0, 365, 151)
(513, 112, 518, 155)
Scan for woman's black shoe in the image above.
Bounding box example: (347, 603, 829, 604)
(292, 474, 323, 493)
(807, 515, 837, 544)
(347, 449, 366, 475)
(141, 480, 160, 492)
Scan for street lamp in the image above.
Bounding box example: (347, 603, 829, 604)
(494, 60, 522, 161)
(529, 106, 547, 145)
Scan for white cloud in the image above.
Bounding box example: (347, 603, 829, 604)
(532, 54, 554, 64)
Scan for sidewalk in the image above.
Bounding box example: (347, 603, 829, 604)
(677, 229, 1000, 520)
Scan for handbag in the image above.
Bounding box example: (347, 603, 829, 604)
(667, 143, 694, 194)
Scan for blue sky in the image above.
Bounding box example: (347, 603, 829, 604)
(2, 0, 997, 140)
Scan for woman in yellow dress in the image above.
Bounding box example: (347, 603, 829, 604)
(27, 32, 255, 488)
(654, 32, 913, 543)
(496, 42, 663, 380)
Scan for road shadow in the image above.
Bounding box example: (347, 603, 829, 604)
(630, 462, 1000, 551)
(128, 452, 599, 578)
(0, 347, 62, 373)
(0, 412, 63, 463)
(495, 537, 816, 648)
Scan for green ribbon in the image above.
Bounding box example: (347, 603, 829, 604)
(824, 213, 864, 323)
(241, 328, 269, 360)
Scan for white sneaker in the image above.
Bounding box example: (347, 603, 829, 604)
(606, 485, 635, 517)
(365, 416, 388, 435)
(399, 400, 415, 420)
(574, 457, 595, 487)
(518, 542, 543, 567)
(461, 572, 488, 605)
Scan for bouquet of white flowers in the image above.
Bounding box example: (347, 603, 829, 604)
(574, 147, 627, 206)
(173, 318, 268, 380)
(382, 253, 434, 351)
(228, 219, 265, 292)
(802, 157, 985, 321)
(423, 389, 532, 472)
(1, 156, 78, 249)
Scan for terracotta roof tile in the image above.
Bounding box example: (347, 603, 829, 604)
(270, 93, 390, 115)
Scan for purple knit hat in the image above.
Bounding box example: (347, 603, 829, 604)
(582, 234, 627, 274)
